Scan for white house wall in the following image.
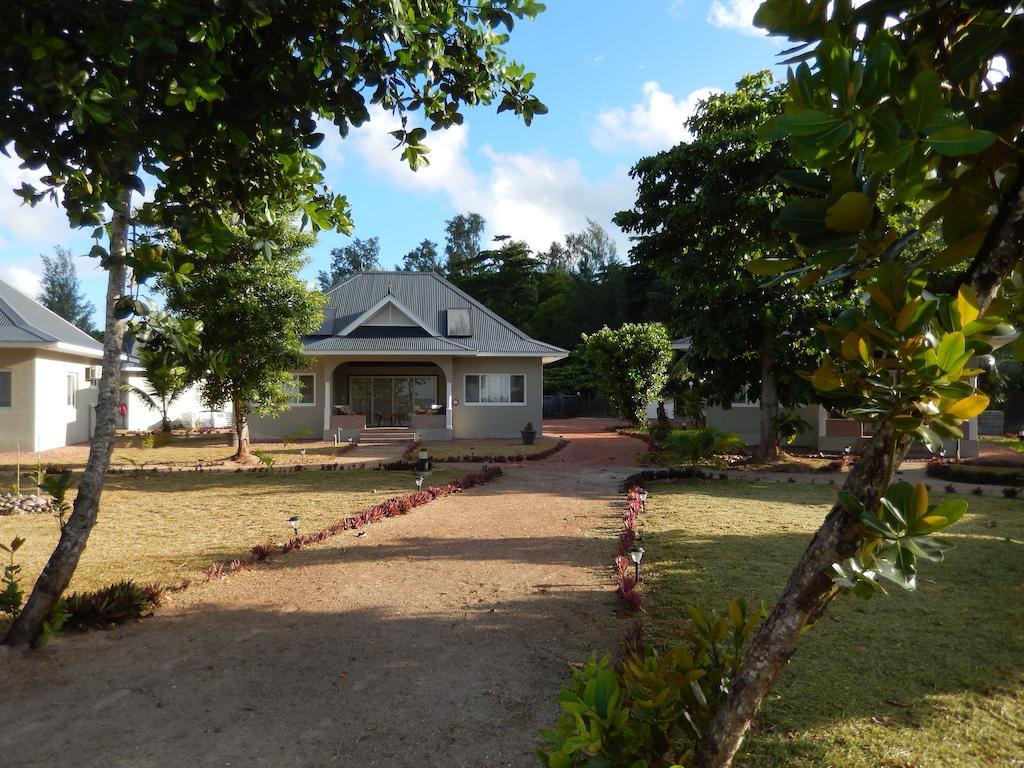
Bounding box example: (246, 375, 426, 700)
(120, 373, 219, 432)
(32, 351, 99, 452)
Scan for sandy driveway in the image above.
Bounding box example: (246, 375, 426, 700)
(1, 420, 642, 768)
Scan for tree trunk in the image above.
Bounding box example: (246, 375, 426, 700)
(695, 424, 913, 767)
(695, 164, 1024, 768)
(233, 399, 251, 462)
(754, 325, 779, 462)
(4, 187, 132, 647)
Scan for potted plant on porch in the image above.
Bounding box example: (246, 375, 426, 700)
(521, 422, 537, 445)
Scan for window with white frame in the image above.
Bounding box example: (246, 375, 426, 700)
(286, 373, 316, 405)
(0, 371, 11, 408)
(67, 373, 78, 408)
(464, 373, 526, 405)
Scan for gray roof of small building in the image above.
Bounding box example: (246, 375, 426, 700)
(0, 278, 103, 353)
(305, 271, 567, 357)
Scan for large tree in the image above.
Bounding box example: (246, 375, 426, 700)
(694, 2, 1024, 765)
(400, 238, 443, 272)
(38, 247, 96, 334)
(443, 211, 487, 279)
(581, 323, 673, 425)
(317, 236, 382, 289)
(164, 221, 324, 462)
(0, 0, 546, 647)
(616, 71, 844, 460)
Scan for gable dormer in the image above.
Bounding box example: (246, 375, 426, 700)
(337, 293, 438, 337)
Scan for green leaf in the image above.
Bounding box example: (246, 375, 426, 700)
(825, 191, 874, 232)
(925, 125, 998, 157)
(775, 198, 830, 234)
(904, 69, 942, 133)
(769, 108, 849, 137)
(935, 332, 966, 373)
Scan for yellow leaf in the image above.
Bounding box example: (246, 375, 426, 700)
(920, 514, 948, 529)
(932, 230, 986, 269)
(840, 332, 861, 361)
(894, 298, 920, 332)
(812, 357, 843, 392)
(956, 285, 980, 325)
(911, 482, 928, 520)
(825, 191, 874, 232)
(866, 285, 896, 316)
(945, 394, 990, 420)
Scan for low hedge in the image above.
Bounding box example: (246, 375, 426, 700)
(925, 462, 1024, 487)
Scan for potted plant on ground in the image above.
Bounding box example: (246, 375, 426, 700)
(521, 422, 537, 445)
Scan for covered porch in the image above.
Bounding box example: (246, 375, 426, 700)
(323, 357, 454, 442)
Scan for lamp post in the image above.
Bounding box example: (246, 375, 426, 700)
(628, 544, 645, 583)
(288, 515, 300, 537)
(415, 448, 432, 490)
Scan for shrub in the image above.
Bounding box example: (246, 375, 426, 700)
(537, 600, 765, 768)
(972, 486, 984, 496)
(0, 536, 26, 619)
(663, 428, 745, 467)
(945, 484, 957, 494)
(1002, 487, 1019, 499)
(926, 461, 1024, 487)
(64, 580, 160, 630)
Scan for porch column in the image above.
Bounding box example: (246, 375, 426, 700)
(446, 381, 453, 430)
(323, 377, 331, 437)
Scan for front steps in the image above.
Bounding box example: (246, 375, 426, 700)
(357, 426, 415, 447)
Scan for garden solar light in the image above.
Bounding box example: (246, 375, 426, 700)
(639, 489, 649, 504)
(628, 544, 645, 583)
(288, 516, 300, 536)
(415, 476, 424, 491)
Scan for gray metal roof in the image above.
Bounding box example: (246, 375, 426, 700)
(304, 272, 567, 357)
(0, 278, 103, 353)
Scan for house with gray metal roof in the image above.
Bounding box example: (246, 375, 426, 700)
(250, 271, 568, 443)
(0, 277, 104, 451)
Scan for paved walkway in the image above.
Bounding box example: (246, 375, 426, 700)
(1, 420, 643, 768)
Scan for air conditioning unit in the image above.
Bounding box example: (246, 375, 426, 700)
(85, 365, 103, 381)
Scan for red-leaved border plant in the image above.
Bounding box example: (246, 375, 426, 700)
(615, 485, 647, 610)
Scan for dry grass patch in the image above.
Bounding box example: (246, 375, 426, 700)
(0, 435, 357, 471)
(0, 467, 462, 597)
(640, 479, 1024, 768)
(422, 436, 561, 460)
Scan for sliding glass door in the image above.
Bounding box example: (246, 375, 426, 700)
(349, 376, 438, 426)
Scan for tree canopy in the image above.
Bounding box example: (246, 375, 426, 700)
(317, 236, 382, 289)
(38, 247, 97, 335)
(163, 220, 325, 461)
(616, 71, 845, 457)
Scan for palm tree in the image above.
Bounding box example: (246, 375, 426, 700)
(123, 350, 188, 433)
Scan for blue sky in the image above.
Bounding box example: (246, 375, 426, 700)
(0, 0, 779, 327)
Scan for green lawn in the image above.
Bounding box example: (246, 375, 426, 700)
(640, 479, 1024, 768)
(982, 435, 1024, 454)
(421, 436, 561, 460)
(0, 467, 462, 598)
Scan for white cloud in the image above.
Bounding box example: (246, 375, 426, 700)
(591, 82, 720, 153)
(0, 265, 41, 297)
(340, 107, 636, 253)
(707, 0, 766, 36)
(0, 150, 81, 249)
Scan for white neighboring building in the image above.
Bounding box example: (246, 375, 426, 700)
(119, 363, 231, 432)
(0, 277, 104, 452)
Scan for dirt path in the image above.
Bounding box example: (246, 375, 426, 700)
(0, 420, 642, 768)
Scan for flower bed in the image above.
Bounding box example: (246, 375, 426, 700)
(401, 439, 569, 464)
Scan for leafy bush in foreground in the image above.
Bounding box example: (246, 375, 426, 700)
(537, 600, 764, 768)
